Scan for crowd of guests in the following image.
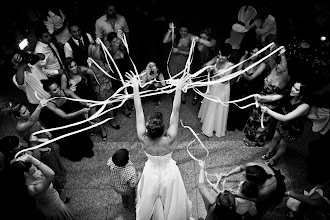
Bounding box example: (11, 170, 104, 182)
(0, 1, 330, 220)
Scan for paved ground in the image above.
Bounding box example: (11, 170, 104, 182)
(0, 64, 325, 220)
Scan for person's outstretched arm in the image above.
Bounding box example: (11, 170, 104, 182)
(166, 76, 186, 143)
(198, 160, 216, 211)
(261, 103, 310, 122)
(126, 72, 146, 140)
(16, 100, 48, 133)
(17, 154, 55, 196)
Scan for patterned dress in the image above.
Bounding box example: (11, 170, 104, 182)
(243, 77, 289, 147)
(276, 97, 308, 142)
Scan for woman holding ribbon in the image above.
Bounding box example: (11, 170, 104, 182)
(61, 57, 107, 140)
(243, 46, 290, 147)
(163, 22, 193, 104)
(11, 154, 77, 220)
(260, 81, 311, 166)
(127, 72, 192, 220)
(40, 78, 94, 162)
(8, 100, 68, 199)
(198, 43, 234, 138)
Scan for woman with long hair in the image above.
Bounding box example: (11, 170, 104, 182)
(223, 162, 286, 218)
(61, 57, 107, 140)
(260, 81, 311, 166)
(243, 47, 290, 147)
(40, 78, 94, 162)
(8, 100, 68, 200)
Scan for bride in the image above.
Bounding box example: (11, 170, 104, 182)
(126, 72, 192, 220)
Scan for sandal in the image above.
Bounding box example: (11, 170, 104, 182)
(262, 151, 275, 160)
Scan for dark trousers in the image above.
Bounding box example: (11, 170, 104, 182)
(122, 188, 136, 209)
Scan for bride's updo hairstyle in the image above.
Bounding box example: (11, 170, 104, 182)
(146, 112, 165, 139)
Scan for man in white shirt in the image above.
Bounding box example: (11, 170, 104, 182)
(248, 5, 277, 46)
(11, 53, 50, 107)
(64, 23, 94, 66)
(95, 3, 129, 43)
(34, 25, 65, 85)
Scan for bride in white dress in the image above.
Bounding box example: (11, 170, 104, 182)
(126, 72, 192, 220)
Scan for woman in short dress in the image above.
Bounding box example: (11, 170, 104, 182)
(260, 81, 311, 166)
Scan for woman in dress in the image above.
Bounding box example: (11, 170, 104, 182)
(227, 47, 267, 131)
(222, 162, 286, 218)
(105, 32, 134, 118)
(243, 47, 290, 147)
(198, 43, 234, 137)
(11, 153, 77, 220)
(197, 160, 242, 220)
(61, 57, 107, 140)
(163, 22, 193, 103)
(191, 27, 217, 106)
(9, 100, 68, 199)
(260, 81, 311, 166)
(40, 79, 94, 162)
(88, 42, 120, 130)
(127, 72, 192, 220)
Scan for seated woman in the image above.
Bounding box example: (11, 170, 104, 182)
(197, 160, 242, 220)
(8, 100, 68, 201)
(61, 57, 107, 140)
(260, 81, 311, 166)
(139, 61, 166, 106)
(222, 162, 286, 218)
(127, 72, 192, 219)
(285, 187, 330, 220)
(40, 79, 94, 162)
(11, 154, 77, 220)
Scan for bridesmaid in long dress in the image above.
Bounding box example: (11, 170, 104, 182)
(198, 43, 234, 137)
(127, 72, 192, 220)
(163, 22, 193, 103)
(243, 47, 290, 147)
(12, 154, 77, 220)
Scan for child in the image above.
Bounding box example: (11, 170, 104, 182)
(107, 148, 140, 211)
(234, 180, 258, 216)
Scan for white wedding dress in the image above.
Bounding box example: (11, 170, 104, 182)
(136, 151, 192, 220)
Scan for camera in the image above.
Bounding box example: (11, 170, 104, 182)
(18, 38, 41, 65)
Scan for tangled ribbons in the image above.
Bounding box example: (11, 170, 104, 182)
(14, 34, 282, 158)
(181, 120, 228, 193)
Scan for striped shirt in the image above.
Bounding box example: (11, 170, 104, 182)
(107, 159, 137, 195)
